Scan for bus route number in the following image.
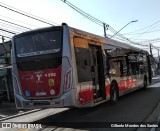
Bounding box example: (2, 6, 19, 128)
(45, 73, 56, 77)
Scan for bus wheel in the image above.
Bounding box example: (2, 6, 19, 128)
(110, 82, 118, 105)
(143, 77, 147, 90)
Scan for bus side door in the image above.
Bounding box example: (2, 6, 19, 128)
(89, 44, 106, 102)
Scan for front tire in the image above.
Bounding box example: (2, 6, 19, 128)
(110, 82, 118, 105)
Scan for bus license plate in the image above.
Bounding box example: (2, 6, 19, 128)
(35, 91, 46, 96)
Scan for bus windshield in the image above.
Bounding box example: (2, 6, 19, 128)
(15, 31, 62, 57)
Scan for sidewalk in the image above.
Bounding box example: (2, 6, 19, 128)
(1, 80, 160, 131)
(0, 101, 68, 122)
(0, 102, 19, 118)
(137, 81, 160, 131)
(0, 102, 31, 119)
(136, 99, 160, 131)
(0, 101, 68, 131)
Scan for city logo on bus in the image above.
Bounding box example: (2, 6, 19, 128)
(36, 74, 43, 83)
(48, 79, 55, 86)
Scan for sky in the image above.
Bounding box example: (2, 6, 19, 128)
(0, 0, 160, 56)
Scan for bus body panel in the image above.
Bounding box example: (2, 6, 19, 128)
(12, 26, 77, 109)
(12, 24, 151, 109)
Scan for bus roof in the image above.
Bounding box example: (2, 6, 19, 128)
(13, 26, 62, 39)
(69, 26, 148, 54)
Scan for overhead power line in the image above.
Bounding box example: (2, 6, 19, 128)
(0, 0, 136, 47)
(0, 2, 58, 26)
(61, 0, 160, 52)
(0, 14, 39, 28)
(0, 0, 159, 51)
(0, 18, 31, 30)
(61, 1, 110, 28)
(0, 21, 28, 33)
(0, 2, 60, 41)
(125, 21, 160, 40)
(124, 20, 160, 35)
(61, 0, 148, 47)
(0, 28, 16, 34)
(0, 34, 11, 39)
(61, 0, 126, 39)
(123, 29, 160, 36)
(61, 0, 104, 26)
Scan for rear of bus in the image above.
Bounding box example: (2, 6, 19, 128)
(12, 25, 75, 109)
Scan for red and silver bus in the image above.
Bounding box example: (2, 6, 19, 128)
(11, 23, 152, 109)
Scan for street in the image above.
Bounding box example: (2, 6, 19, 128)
(33, 77, 160, 131)
(0, 76, 160, 131)
(36, 87, 160, 122)
(0, 0, 160, 131)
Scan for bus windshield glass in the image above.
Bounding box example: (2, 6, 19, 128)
(15, 31, 62, 57)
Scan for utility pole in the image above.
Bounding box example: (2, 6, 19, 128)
(150, 43, 153, 56)
(103, 23, 109, 37)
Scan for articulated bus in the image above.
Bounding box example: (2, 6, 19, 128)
(11, 23, 152, 109)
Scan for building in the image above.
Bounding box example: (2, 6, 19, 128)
(0, 41, 14, 101)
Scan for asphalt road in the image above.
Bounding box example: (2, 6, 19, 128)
(33, 77, 160, 131)
(1, 77, 160, 131)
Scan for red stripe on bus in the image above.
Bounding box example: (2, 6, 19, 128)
(105, 79, 137, 96)
(79, 89, 94, 104)
(78, 79, 137, 104)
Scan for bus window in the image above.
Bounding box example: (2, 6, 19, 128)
(138, 54, 147, 74)
(15, 31, 62, 57)
(128, 55, 139, 75)
(119, 60, 127, 76)
(75, 47, 92, 82)
(109, 57, 126, 77)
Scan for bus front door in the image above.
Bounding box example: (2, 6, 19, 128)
(89, 44, 106, 102)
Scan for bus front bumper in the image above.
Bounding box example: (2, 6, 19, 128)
(15, 90, 75, 109)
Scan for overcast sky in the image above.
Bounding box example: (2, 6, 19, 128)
(0, 0, 160, 56)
